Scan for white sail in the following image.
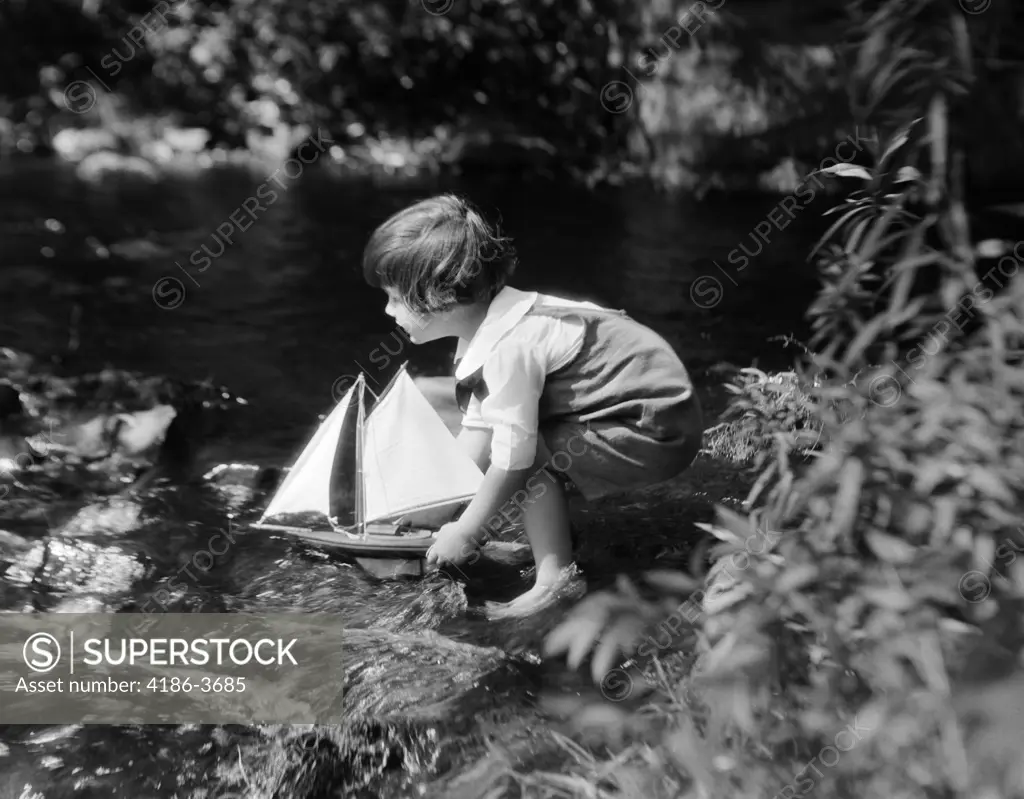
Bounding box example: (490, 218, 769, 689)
(259, 382, 357, 522)
(362, 370, 484, 525)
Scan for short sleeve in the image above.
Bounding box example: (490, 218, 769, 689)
(478, 338, 546, 470)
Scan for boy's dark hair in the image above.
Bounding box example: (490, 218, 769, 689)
(362, 194, 517, 314)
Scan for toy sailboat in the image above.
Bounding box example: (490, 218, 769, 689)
(254, 363, 484, 577)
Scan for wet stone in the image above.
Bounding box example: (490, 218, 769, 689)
(4, 537, 147, 600)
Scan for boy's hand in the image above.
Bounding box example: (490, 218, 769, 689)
(426, 520, 482, 567)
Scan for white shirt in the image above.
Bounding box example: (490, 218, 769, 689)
(454, 287, 606, 470)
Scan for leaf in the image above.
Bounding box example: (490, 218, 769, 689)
(811, 205, 871, 259)
(643, 570, 701, 595)
(699, 637, 767, 680)
(699, 631, 738, 674)
(564, 612, 610, 670)
(973, 535, 996, 573)
(705, 507, 759, 546)
(544, 593, 620, 660)
(843, 314, 889, 368)
(878, 119, 920, 168)
(830, 458, 865, 541)
(866, 586, 914, 611)
(865, 530, 917, 564)
(894, 165, 922, 183)
(819, 163, 873, 180)
(590, 617, 644, 685)
(915, 460, 950, 494)
(775, 563, 818, 593)
(859, 200, 907, 263)
(846, 216, 872, 255)
(563, 703, 632, 745)
(664, 722, 717, 792)
(888, 296, 928, 326)
(966, 469, 1014, 503)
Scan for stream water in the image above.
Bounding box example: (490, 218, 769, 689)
(0, 158, 823, 798)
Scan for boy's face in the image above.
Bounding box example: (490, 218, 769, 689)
(383, 289, 453, 343)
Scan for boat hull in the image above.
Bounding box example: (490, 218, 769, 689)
(254, 521, 435, 560)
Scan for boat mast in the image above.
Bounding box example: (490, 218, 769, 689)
(355, 372, 367, 539)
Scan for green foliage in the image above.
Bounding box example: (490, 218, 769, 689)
(701, 368, 822, 468)
(4, 0, 1021, 190)
(0, 0, 638, 164)
(537, 1, 1024, 797)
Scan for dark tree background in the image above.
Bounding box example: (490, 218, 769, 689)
(2, 0, 1022, 197)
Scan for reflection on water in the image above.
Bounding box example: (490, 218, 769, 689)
(0, 162, 820, 463)
(0, 161, 822, 797)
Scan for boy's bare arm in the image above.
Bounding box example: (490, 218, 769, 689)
(457, 463, 531, 544)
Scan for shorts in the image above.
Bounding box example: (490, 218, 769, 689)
(540, 410, 702, 501)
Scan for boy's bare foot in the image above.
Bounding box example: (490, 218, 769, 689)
(485, 564, 582, 619)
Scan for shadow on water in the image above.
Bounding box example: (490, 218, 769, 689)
(0, 160, 823, 797)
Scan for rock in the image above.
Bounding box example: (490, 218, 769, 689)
(75, 151, 159, 183)
(0, 348, 35, 378)
(48, 413, 113, 459)
(0, 435, 39, 470)
(47, 405, 176, 461)
(50, 595, 108, 613)
(0, 529, 35, 571)
(51, 128, 119, 163)
(108, 238, 171, 260)
(54, 497, 144, 537)
(25, 726, 82, 746)
(111, 405, 177, 455)
(202, 463, 273, 512)
(163, 127, 210, 153)
(139, 139, 175, 164)
(4, 536, 146, 597)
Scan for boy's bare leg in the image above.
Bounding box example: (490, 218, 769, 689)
(524, 457, 573, 589)
(489, 439, 575, 616)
